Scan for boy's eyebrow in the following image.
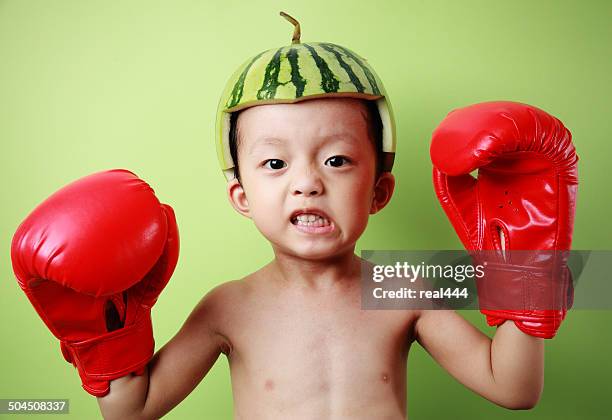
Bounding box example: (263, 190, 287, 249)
(320, 133, 360, 144)
(248, 137, 285, 155)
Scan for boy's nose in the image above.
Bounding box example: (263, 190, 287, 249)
(291, 169, 324, 197)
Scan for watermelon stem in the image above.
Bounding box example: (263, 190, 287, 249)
(279, 11, 301, 44)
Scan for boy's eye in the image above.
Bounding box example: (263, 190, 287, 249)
(325, 156, 350, 167)
(263, 159, 287, 170)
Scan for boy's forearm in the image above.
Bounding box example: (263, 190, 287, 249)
(489, 321, 544, 409)
(97, 368, 150, 420)
(96, 323, 224, 420)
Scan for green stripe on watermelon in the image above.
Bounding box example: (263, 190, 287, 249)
(302, 43, 340, 93)
(257, 48, 284, 100)
(226, 50, 266, 110)
(287, 47, 307, 97)
(325, 43, 381, 96)
(319, 43, 365, 94)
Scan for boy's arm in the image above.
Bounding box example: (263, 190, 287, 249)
(97, 286, 231, 420)
(414, 310, 543, 410)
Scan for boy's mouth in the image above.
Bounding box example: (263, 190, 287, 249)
(290, 209, 334, 231)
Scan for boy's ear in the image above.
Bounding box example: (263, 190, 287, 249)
(227, 178, 251, 218)
(370, 172, 395, 214)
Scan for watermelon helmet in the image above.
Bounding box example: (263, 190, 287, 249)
(215, 12, 396, 180)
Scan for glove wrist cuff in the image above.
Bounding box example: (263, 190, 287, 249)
(62, 312, 154, 396)
(474, 254, 573, 312)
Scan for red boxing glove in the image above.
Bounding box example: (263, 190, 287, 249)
(11, 169, 179, 396)
(430, 101, 578, 338)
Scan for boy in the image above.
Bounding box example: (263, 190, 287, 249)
(98, 93, 561, 418)
(13, 12, 576, 420)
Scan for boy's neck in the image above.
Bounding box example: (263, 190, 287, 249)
(268, 247, 362, 291)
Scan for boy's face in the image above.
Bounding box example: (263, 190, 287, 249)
(227, 97, 394, 261)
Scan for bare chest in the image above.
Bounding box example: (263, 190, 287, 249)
(226, 296, 415, 418)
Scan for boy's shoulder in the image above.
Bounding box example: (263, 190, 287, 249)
(186, 271, 273, 351)
(198, 278, 250, 311)
(194, 269, 271, 318)
(205, 267, 270, 299)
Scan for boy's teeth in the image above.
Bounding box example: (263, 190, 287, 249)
(294, 213, 331, 226)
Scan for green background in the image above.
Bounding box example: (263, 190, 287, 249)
(1, 0, 610, 418)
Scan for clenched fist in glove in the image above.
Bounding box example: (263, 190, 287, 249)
(430, 101, 578, 339)
(11, 169, 179, 396)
